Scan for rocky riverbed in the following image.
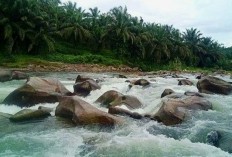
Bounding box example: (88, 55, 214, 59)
(0, 71, 232, 157)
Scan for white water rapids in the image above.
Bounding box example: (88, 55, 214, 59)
(0, 72, 232, 157)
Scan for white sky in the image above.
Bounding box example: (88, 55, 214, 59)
(61, 0, 232, 47)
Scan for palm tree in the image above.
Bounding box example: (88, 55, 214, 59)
(104, 6, 135, 56)
(0, 0, 33, 54)
(85, 7, 105, 51)
(199, 37, 221, 66)
(143, 23, 171, 63)
(182, 28, 205, 66)
(60, 2, 91, 44)
(168, 27, 191, 62)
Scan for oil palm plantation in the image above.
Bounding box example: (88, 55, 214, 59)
(0, 0, 227, 70)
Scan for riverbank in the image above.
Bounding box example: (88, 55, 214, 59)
(0, 62, 141, 74)
(1, 62, 231, 78)
(0, 54, 230, 76)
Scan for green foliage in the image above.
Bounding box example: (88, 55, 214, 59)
(45, 53, 123, 65)
(167, 58, 183, 71)
(0, 0, 231, 71)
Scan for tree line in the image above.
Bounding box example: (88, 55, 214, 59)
(0, 0, 231, 69)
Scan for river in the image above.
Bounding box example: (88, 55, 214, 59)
(0, 72, 231, 157)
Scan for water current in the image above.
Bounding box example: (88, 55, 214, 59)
(0, 72, 231, 157)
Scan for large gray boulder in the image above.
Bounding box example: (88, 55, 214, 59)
(55, 96, 123, 126)
(197, 76, 232, 95)
(152, 96, 212, 126)
(3, 77, 72, 107)
(0, 70, 12, 82)
(95, 90, 143, 109)
(0, 70, 28, 82)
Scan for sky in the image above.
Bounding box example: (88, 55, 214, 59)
(61, 0, 232, 47)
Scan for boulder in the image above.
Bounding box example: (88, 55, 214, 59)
(196, 73, 207, 79)
(183, 96, 212, 110)
(9, 109, 51, 122)
(165, 93, 183, 99)
(197, 76, 232, 95)
(73, 79, 100, 96)
(132, 79, 150, 86)
(110, 95, 143, 110)
(95, 90, 123, 107)
(75, 75, 95, 83)
(161, 89, 175, 98)
(178, 79, 193, 86)
(0, 70, 28, 82)
(38, 106, 53, 113)
(0, 70, 12, 82)
(108, 107, 143, 119)
(12, 71, 28, 80)
(196, 75, 201, 79)
(128, 79, 150, 89)
(55, 96, 123, 126)
(3, 77, 72, 107)
(152, 96, 212, 126)
(95, 90, 143, 109)
(112, 74, 127, 78)
(152, 99, 186, 126)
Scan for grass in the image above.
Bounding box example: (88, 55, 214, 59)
(0, 40, 228, 73)
(0, 48, 124, 69)
(0, 53, 223, 73)
(45, 52, 123, 66)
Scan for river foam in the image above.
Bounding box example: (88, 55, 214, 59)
(0, 72, 232, 156)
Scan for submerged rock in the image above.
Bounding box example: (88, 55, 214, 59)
(206, 131, 221, 147)
(197, 76, 232, 95)
(95, 90, 143, 109)
(108, 107, 143, 119)
(9, 109, 51, 122)
(55, 96, 123, 126)
(3, 77, 72, 107)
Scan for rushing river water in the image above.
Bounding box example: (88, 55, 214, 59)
(0, 72, 232, 157)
